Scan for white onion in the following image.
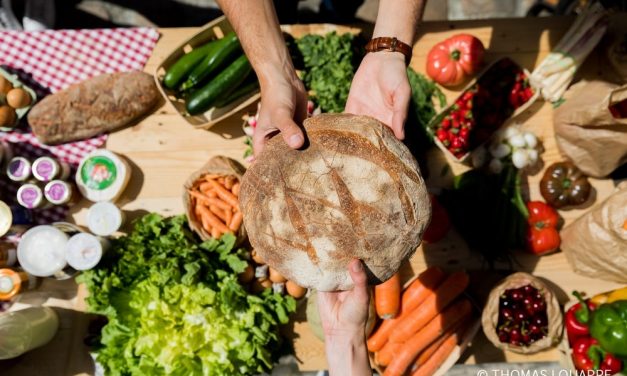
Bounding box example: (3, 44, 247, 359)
(523, 132, 538, 148)
(489, 143, 511, 159)
(503, 126, 520, 140)
(527, 149, 539, 165)
(489, 158, 503, 174)
(508, 134, 527, 148)
(512, 149, 529, 169)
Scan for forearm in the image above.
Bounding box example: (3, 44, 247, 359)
(325, 333, 372, 376)
(373, 0, 425, 44)
(215, 0, 296, 87)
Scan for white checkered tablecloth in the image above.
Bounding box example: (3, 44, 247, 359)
(0, 27, 160, 224)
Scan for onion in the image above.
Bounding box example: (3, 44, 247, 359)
(523, 132, 538, 149)
(490, 143, 511, 159)
(512, 149, 529, 169)
(489, 158, 503, 174)
(508, 134, 527, 148)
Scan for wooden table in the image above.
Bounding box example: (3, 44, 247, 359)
(3, 16, 624, 375)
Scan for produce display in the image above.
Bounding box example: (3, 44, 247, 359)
(27, 71, 159, 145)
(78, 214, 295, 375)
(368, 268, 474, 376)
(539, 161, 591, 208)
(426, 33, 485, 87)
(430, 58, 536, 160)
(239, 114, 430, 291)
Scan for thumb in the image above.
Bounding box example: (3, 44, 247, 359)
(275, 110, 305, 150)
(348, 259, 369, 305)
(391, 83, 411, 140)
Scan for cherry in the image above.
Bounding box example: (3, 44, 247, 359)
(509, 328, 522, 343)
(498, 331, 509, 343)
(501, 308, 513, 320)
(533, 314, 548, 327)
(514, 310, 526, 321)
(442, 117, 451, 129)
(530, 300, 546, 315)
(522, 285, 535, 295)
(510, 288, 524, 301)
(522, 333, 531, 344)
(436, 129, 448, 142)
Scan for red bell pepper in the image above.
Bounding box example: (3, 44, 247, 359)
(572, 337, 624, 375)
(566, 291, 597, 345)
(526, 201, 560, 255)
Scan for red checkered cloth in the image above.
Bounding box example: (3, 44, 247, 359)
(0, 27, 160, 224)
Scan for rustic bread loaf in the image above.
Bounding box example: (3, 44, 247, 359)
(27, 71, 159, 145)
(239, 114, 431, 291)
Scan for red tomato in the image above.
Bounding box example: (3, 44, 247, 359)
(426, 34, 485, 87)
(526, 201, 561, 255)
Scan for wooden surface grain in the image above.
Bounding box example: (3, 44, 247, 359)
(6, 16, 623, 375)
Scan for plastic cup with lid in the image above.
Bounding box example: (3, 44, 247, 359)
(17, 226, 69, 277)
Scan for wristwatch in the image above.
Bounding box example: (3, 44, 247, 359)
(365, 37, 413, 64)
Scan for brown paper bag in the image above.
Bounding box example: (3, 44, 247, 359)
(481, 272, 563, 354)
(554, 81, 627, 178)
(561, 182, 627, 283)
(182, 156, 247, 244)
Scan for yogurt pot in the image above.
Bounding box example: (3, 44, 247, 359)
(32, 157, 70, 182)
(44, 180, 76, 206)
(6, 157, 31, 182)
(66, 233, 109, 271)
(87, 202, 125, 236)
(17, 226, 69, 278)
(17, 184, 46, 209)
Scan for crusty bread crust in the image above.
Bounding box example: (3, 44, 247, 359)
(28, 71, 159, 145)
(240, 114, 431, 291)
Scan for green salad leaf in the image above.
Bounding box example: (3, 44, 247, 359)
(78, 214, 296, 376)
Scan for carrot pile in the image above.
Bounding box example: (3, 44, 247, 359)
(188, 174, 243, 239)
(370, 267, 473, 376)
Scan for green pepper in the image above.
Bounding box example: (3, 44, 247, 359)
(589, 300, 627, 358)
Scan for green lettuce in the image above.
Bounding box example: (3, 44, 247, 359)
(78, 214, 296, 376)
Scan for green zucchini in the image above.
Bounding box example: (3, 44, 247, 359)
(186, 54, 252, 115)
(179, 32, 241, 91)
(214, 78, 259, 108)
(163, 41, 217, 90)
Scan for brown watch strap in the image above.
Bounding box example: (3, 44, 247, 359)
(365, 37, 413, 64)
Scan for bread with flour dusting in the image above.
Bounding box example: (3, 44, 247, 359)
(239, 114, 431, 291)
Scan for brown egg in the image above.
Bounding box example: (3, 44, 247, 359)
(238, 263, 254, 283)
(251, 249, 265, 265)
(286, 280, 307, 299)
(269, 267, 287, 283)
(0, 105, 17, 127)
(0, 76, 13, 95)
(251, 278, 272, 294)
(6, 88, 31, 109)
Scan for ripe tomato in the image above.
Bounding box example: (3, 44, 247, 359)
(526, 201, 561, 255)
(426, 34, 485, 87)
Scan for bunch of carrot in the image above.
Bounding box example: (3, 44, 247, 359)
(188, 174, 243, 239)
(370, 267, 473, 376)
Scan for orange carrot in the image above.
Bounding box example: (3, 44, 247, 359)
(224, 175, 236, 190)
(367, 266, 447, 352)
(623, 219, 627, 231)
(198, 205, 230, 233)
(375, 341, 403, 367)
(411, 319, 468, 370)
(383, 299, 471, 376)
(388, 271, 469, 343)
(209, 205, 227, 222)
(217, 177, 225, 185)
(225, 209, 233, 229)
(410, 326, 463, 376)
(232, 182, 240, 197)
(208, 179, 239, 208)
(211, 227, 222, 239)
(229, 211, 243, 231)
(375, 273, 401, 319)
(199, 182, 213, 192)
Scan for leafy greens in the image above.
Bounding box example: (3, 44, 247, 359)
(78, 214, 296, 376)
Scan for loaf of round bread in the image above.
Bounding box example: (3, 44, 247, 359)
(239, 114, 431, 291)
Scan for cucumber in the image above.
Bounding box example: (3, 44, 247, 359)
(163, 41, 217, 90)
(179, 32, 241, 91)
(186, 54, 252, 115)
(214, 78, 259, 108)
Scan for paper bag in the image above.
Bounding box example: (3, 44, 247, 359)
(554, 81, 627, 178)
(561, 182, 627, 283)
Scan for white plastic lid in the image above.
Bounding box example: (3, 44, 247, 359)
(66, 233, 105, 271)
(0, 201, 12, 237)
(87, 202, 123, 236)
(32, 157, 59, 182)
(7, 157, 31, 182)
(44, 180, 71, 205)
(17, 226, 69, 277)
(17, 184, 43, 209)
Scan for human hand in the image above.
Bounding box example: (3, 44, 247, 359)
(345, 52, 411, 140)
(254, 70, 308, 157)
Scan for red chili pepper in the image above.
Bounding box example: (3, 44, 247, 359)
(572, 337, 624, 375)
(526, 201, 560, 255)
(566, 292, 597, 345)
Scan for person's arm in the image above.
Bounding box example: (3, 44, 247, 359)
(345, 0, 426, 140)
(317, 260, 372, 376)
(215, 0, 306, 156)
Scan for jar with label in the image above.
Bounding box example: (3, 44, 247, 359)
(0, 269, 37, 301)
(44, 180, 77, 206)
(0, 306, 59, 360)
(17, 184, 47, 209)
(32, 156, 70, 182)
(6, 157, 31, 182)
(17, 225, 69, 278)
(0, 242, 17, 268)
(66, 233, 109, 271)
(87, 202, 125, 236)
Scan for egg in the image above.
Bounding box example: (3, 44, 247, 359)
(0, 76, 13, 95)
(251, 249, 265, 264)
(6, 88, 31, 109)
(285, 280, 307, 299)
(0, 105, 17, 127)
(238, 263, 254, 283)
(269, 267, 287, 283)
(251, 278, 272, 294)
